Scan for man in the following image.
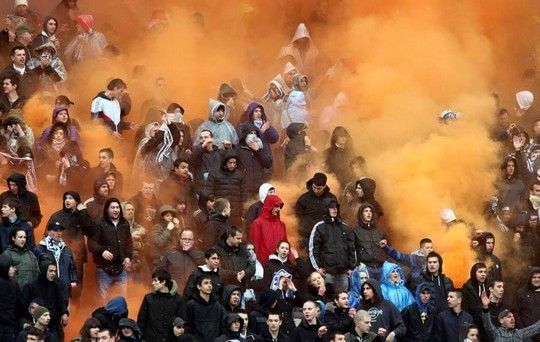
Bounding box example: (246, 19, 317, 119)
(294, 301, 328, 342)
(0, 72, 26, 114)
(380, 237, 433, 281)
(344, 310, 383, 342)
(324, 292, 355, 335)
(159, 157, 196, 208)
(91, 78, 138, 139)
(221, 285, 243, 314)
(204, 198, 231, 250)
(400, 283, 436, 342)
(192, 189, 216, 240)
(137, 270, 186, 342)
(16, 306, 51, 342)
(22, 260, 69, 341)
(215, 313, 245, 342)
(0, 254, 22, 342)
(514, 267, 540, 338)
(47, 191, 95, 299)
(157, 229, 204, 294)
(295, 172, 338, 252)
(0, 198, 34, 253)
(484, 280, 509, 327)
(5, 26, 34, 64)
(193, 99, 238, 149)
(481, 291, 540, 341)
(88, 198, 133, 299)
(26, 42, 67, 88)
(473, 232, 502, 282)
(85, 178, 109, 221)
(185, 274, 226, 341)
(97, 328, 117, 342)
(237, 309, 259, 341)
(462, 263, 488, 333)
(183, 248, 224, 300)
(434, 289, 473, 342)
(352, 203, 388, 282)
(309, 198, 355, 293)
(190, 129, 223, 191)
(256, 311, 290, 342)
(128, 180, 163, 227)
(412, 251, 454, 314)
(32, 221, 77, 290)
(88, 148, 124, 198)
(249, 194, 288, 266)
(0, 172, 42, 229)
(214, 225, 255, 287)
(3, 46, 37, 97)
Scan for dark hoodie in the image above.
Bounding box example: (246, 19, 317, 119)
(32, 16, 58, 48)
(294, 174, 338, 250)
(324, 126, 354, 186)
(193, 189, 214, 241)
(0, 206, 34, 253)
(308, 198, 355, 274)
(88, 198, 133, 267)
(215, 313, 246, 342)
(86, 178, 109, 221)
(356, 178, 384, 217)
(475, 232, 502, 281)
(285, 122, 311, 170)
(214, 234, 255, 287)
(462, 262, 488, 332)
(400, 282, 436, 342)
(92, 296, 128, 332)
(118, 317, 143, 342)
(411, 252, 454, 314)
(360, 279, 406, 339)
(352, 203, 388, 267)
(236, 122, 273, 195)
(0, 173, 43, 228)
(204, 209, 230, 251)
(185, 292, 226, 341)
(0, 255, 23, 330)
(248, 289, 279, 334)
(515, 267, 540, 330)
(221, 285, 243, 314)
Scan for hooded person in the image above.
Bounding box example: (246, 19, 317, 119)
(261, 75, 286, 125)
(0, 254, 22, 340)
(235, 122, 273, 197)
(192, 189, 215, 242)
(217, 83, 241, 126)
(193, 99, 239, 149)
(352, 203, 388, 282)
(1, 226, 39, 288)
(215, 312, 246, 342)
(462, 263, 488, 323)
(1, 114, 35, 155)
(380, 261, 414, 311)
(474, 232, 503, 282)
(32, 16, 59, 48)
(64, 14, 108, 63)
(27, 41, 67, 90)
(247, 288, 279, 334)
(496, 156, 525, 211)
(281, 23, 319, 79)
(323, 126, 355, 188)
(249, 194, 288, 266)
(308, 198, 356, 294)
(36, 107, 82, 153)
(514, 267, 540, 340)
(246, 183, 275, 233)
(85, 178, 109, 221)
(118, 318, 143, 342)
(150, 205, 181, 266)
(0, 173, 42, 229)
(349, 263, 370, 309)
(280, 75, 310, 130)
(355, 178, 384, 218)
(221, 284, 244, 314)
(92, 296, 128, 332)
(400, 282, 436, 342)
(0, 198, 35, 254)
(284, 122, 312, 171)
(359, 279, 406, 340)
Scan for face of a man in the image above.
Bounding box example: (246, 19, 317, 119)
(531, 272, 540, 287)
(123, 204, 134, 221)
(229, 290, 241, 306)
(197, 278, 213, 295)
(152, 278, 165, 292)
(267, 314, 281, 332)
(356, 316, 372, 334)
(312, 183, 325, 196)
(112, 86, 126, 99)
(226, 158, 237, 171)
(97, 330, 116, 342)
(230, 320, 241, 332)
(214, 107, 225, 121)
(362, 207, 373, 222)
(206, 254, 220, 270)
(37, 312, 51, 326)
(107, 202, 121, 220)
(485, 238, 494, 253)
(180, 231, 194, 249)
(141, 182, 155, 198)
(271, 205, 282, 216)
(227, 232, 242, 247)
(1, 204, 14, 218)
(421, 243, 434, 256)
(11, 49, 26, 66)
(199, 131, 212, 145)
(335, 293, 349, 309)
(174, 162, 190, 178)
(64, 194, 77, 210)
(3, 78, 17, 95)
(302, 302, 319, 321)
(427, 257, 440, 275)
(105, 175, 115, 190)
(476, 267, 487, 283)
(420, 289, 430, 304)
(48, 229, 62, 242)
(46, 265, 57, 281)
(531, 184, 540, 196)
(332, 334, 346, 342)
(328, 206, 338, 218)
(500, 313, 515, 329)
(98, 152, 112, 169)
(8, 181, 19, 194)
(447, 292, 460, 309)
(490, 282, 504, 299)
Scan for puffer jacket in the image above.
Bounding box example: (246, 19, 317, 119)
(352, 203, 388, 267)
(1, 244, 39, 288)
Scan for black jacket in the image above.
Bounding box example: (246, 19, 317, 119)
(352, 203, 388, 267)
(137, 280, 186, 342)
(0, 262, 23, 329)
(434, 309, 473, 342)
(262, 254, 309, 289)
(213, 234, 256, 286)
(515, 267, 540, 330)
(293, 319, 327, 342)
(190, 144, 223, 191)
(32, 240, 78, 285)
(88, 198, 133, 266)
(255, 329, 291, 342)
(204, 212, 230, 251)
(411, 270, 454, 315)
(400, 303, 436, 341)
(0, 173, 43, 228)
(183, 265, 224, 301)
(185, 293, 225, 342)
(324, 306, 354, 336)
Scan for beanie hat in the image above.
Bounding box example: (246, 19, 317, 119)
(33, 306, 50, 321)
(14, 0, 28, 8)
(516, 91, 534, 111)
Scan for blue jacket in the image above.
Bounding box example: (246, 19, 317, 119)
(384, 245, 425, 279)
(33, 238, 77, 285)
(381, 261, 414, 311)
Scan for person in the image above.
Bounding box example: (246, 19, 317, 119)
(411, 251, 454, 314)
(380, 237, 433, 281)
(157, 229, 204, 294)
(284, 122, 314, 172)
(309, 198, 355, 294)
(462, 263, 488, 335)
(128, 180, 162, 227)
(496, 156, 525, 211)
(120, 201, 149, 283)
(190, 129, 223, 192)
(281, 23, 319, 78)
(36, 107, 82, 153)
(206, 150, 247, 227)
(73, 317, 100, 342)
(324, 292, 355, 336)
(255, 310, 290, 342)
(1, 227, 38, 288)
(214, 225, 255, 288)
(32, 221, 77, 291)
(185, 274, 226, 341)
(48, 191, 94, 298)
(91, 78, 137, 139)
(459, 324, 479, 342)
(323, 127, 354, 188)
(400, 282, 436, 342)
(3, 46, 37, 97)
(295, 172, 337, 252)
(348, 263, 370, 309)
(88, 148, 124, 198)
(117, 318, 142, 342)
(473, 232, 502, 282)
(22, 260, 69, 341)
(481, 291, 540, 341)
(359, 279, 406, 341)
(150, 205, 180, 266)
(166, 317, 194, 342)
(215, 313, 246, 342)
(355, 178, 384, 218)
(434, 289, 473, 342)
(193, 99, 239, 149)
(0, 115, 34, 155)
(64, 14, 108, 63)
(236, 309, 258, 341)
(248, 288, 279, 335)
(159, 157, 196, 208)
(88, 198, 133, 299)
(0, 172, 42, 229)
(294, 301, 329, 342)
(0, 198, 34, 253)
(96, 328, 116, 342)
(514, 267, 540, 336)
(32, 16, 59, 49)
(137, 269, 186, 342)
(0, 254, 22, 342)
(352, 203, 388, 282)
(26, 41, 67, 91)
(380, 261, 414, 312)
(0, 71, 27, 114)
(192, 190, 215, 242)
(343, 310, 383, 342)
(182, 248, 224, 300)
(263, 240, 309, 290)
(16, 306, 52, 342)
(203, 197, 231, 250)
(221, 284, 243, 314)
(280, 74, 311, 130)
(246, 183, 275, 232)
(483, 280, 510, 327)
(261, 76, 286, 125)
(85, 178, 109, 221)
(91, 296, 128, 333)
(249, 194, 288, 266)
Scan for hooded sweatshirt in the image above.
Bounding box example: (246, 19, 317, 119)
(352, 203, 388, 267)
(284, 122, 311, 170)
(411, 252, 454, 314)
(92, 296, 128, 332)
(37, 107, 82, 152)
(356, 178, 384, 217)
(0, 172, 42, 228)
(193, 99, 239, 149)
(246, 182, 274, 231)
(462, 262, 488, 323)
(515, 267, 540, 330)
(400, 282, 436, 342)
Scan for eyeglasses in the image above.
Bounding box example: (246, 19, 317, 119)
(181, 238, 194, 241)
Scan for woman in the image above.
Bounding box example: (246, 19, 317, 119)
(0, 114, 34, 155)
(380, 261, 414, 311)
(306, 271, 332, 303)
(459, 323, 479, 342)
(263, 240, 309, 289)
(32, 16, 60, 50)
(1, 227, 39, 288)
(71, 317, 100, 342)
(37, 107, 82, 152)
(348, 263, 370, 309)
